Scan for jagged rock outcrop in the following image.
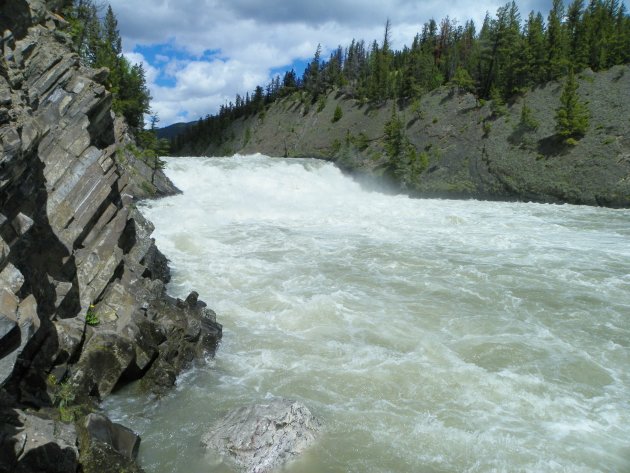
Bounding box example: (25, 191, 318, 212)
(202, 399, 321, 473)
(112, 116, 180, 200)
(0, 407, 79, 473)
(0, 1, 222, 472)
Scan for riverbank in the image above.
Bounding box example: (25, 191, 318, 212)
(172, 66, 630, 208)
(0, 2, 220, 471)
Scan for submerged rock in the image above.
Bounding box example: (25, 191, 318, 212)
(202, 399, 321, 473)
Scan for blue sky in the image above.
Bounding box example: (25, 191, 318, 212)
(107, 0, 622, 127)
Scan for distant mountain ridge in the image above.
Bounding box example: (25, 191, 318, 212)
(157, 121, 193, 141)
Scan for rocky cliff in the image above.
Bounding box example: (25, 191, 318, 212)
(190, 66, 630, 207)
(0, 1, 221, 472)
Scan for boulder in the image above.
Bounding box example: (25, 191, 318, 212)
(77, 412, 144, 473)
(0, 263, 24, 293)
(71, 331, 135, 399)
(202, 399, 321, 473)
(83, 413, 140, 459)
(0, 408, 79, 473)
(139, 291, 222, 394)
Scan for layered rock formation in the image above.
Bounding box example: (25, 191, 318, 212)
(0, 1, 221, 471)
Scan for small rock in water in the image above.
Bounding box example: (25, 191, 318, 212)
(201, 399, 321, 473)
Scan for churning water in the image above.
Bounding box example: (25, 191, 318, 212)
(105, 154, 630, 473)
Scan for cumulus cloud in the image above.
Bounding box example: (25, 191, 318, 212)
(108, 0, 565, 126)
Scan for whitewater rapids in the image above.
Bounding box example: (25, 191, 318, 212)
(105, 154, 630, 473)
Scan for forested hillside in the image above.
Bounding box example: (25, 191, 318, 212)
(171, 0, 630, 153)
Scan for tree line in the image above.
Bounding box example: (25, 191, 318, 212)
(172, 0, 629, 154)
(61, 0, 151, 134)
(59, 0, 170, 159)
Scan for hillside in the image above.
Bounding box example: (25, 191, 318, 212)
(177, 65, 630, 207)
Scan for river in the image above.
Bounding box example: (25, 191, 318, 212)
(105, 154, 630, 473)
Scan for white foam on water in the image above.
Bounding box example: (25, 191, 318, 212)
(105, 155, 630, 473)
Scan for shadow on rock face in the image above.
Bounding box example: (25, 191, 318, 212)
(0, 405, 79, 473)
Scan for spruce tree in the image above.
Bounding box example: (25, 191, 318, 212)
(332, 105, 343, 123)
(303, 44, 322, 99)
(524, 12, 547, 86)
(449, 67, 475, 93)
(547, 0, 568, 80)
(384, 104, 404, 159)
(567, 0, 588, 69)
(555, 68, 589, 143)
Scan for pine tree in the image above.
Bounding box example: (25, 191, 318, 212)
(332, 104, 343, 123)
(282, 69, 298, 90)
(497, 2, 526, 97)
(547, 0, 569, 80)
(567, 0, 588, 69)
(555, 68, 589, 143)
(303, 44, 322, 99)
(449, 67, 475, 93)
(368, 20, 393, 101)
(519, 100, 539, 130)
(384, 104, 405, 159)
(524, 12, 548, 86)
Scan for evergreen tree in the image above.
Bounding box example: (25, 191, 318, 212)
(384, 104, 405, 159)
(303, 44, 322, 99)
(567, 0, 588, 69)
(368, 20, 393, 101)
(449, 67, 475, 93)
(555, 68, 589, 142)
(332, 104, 343, 123)
(519, 100, 539, 130)
(498, 2, 527, 96)
(524, 11, 548, 86)
(64, 1, 151, 132)
(282, 69, 298, 90)
(547, 0, 569, 80)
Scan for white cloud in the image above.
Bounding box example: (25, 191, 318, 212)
(108, 0, 568, 125)
(122, 51, 158, 83)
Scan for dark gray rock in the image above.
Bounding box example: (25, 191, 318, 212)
(202, 399, 321, 473)
(83, 413, 140, 459)
(0, 315, 20, 384)
(139, 242, 171, 283)
(0, 295, 39, 387)
(53, 317, 86, 365)
(139, 292, 222, 393)
(0, 408, 79, 473)
(77, 412, 144, 473)
(71, 331, 135, 399)
(112, 116, 180, 199)
(0, 2, 221, 472)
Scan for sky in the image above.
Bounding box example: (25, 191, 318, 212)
(107, 0, 586, 126)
